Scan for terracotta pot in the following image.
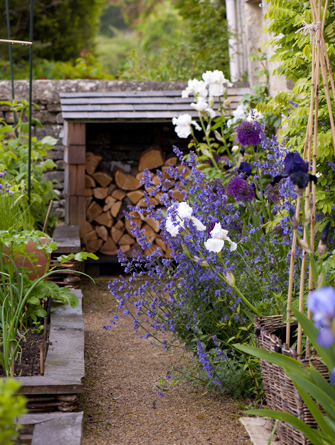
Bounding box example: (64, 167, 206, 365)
(6, 237, 50, 281)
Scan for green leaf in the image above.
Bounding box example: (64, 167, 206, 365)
(27, 297, 40, 305)
(35, 308, 47, 318)
(57, 288, 79, 308)
(246, 409, 325, 445)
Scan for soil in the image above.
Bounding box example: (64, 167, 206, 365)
(80, 278, 251, 445)
(0, 324, 48, 377)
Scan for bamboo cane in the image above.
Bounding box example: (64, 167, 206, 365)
(297, 1, 322, 356)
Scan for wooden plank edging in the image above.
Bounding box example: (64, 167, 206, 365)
(16, 290, 85, 395)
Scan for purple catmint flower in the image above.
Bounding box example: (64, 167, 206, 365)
(227, 176, 255, 202)
(236, 121, 263, 146)
(264, 184, 280, 203)
(308, 287, 335, 348)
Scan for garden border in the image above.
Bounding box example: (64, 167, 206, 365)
(15, 289, 85, 411)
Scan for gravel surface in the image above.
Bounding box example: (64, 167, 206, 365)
(80, 279, 251, 445)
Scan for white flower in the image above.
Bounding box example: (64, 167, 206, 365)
(191, 217, 206, 231)
(202, 70, 233, 97)
(229, 240, 237, 251)
(247, 109, 263, 122)
(172, 114, 201, 138)
(165, 202, 206, 237)
(210, 223, 229, 240)
(232, 145, 239, 153)
(182, 79, 208, 99)
(227, 104, 249, 128)
(165, 216, 183, 237)
(191, 97, 216, 119)
(177, 202, 193, 219)
(204, 238, 224, 253)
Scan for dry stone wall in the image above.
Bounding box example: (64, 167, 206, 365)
(0, 80, 187, 221)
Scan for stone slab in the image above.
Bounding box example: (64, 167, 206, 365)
(240, 417, 282, 445)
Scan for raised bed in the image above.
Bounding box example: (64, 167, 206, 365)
(16, 289, 85, 413)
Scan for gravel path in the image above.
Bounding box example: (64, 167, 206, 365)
(80, 279, 251, 445)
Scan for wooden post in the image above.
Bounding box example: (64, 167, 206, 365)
(64, 122, 86, 239)
(40, 343, 45, 376)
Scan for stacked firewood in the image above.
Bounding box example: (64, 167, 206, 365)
(84, 146, 186, 257)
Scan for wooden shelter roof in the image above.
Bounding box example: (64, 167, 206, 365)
(59, 87, 249, 121)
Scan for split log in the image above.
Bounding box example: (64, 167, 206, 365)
(114, 220, 124, 230)
(125, 211, 142, 236)
(86, 230, 98, 241)
(177, 165, 190, 178)
(141, 223, 156, 244)
(104, 196, 117, 211)
(115, 170, 142, 191)
(108, 183, 117, 195)
(87, 202, 103, 222)
(86, 239, 103, 254)
(172, 188, 184, 202)
(86, 152, 102, 176)
(152, 175, 161, 186)
(130, 165, 139, 177)
(111, 227, 124, 244)
(93, 187, 108, 200)
(118, 233, 135, 246)
(112, 189, 127, 200)
(111, 201, 122, 218)
(165, 247, 173, 258)
(144, 243, 161, 256)
(85, 221, 93, 233)
(93, 171, 113, 188)
(136, 171, 154, 181)
(85, 188, 93, 197)
(100, 237, 118, 255)
(126, 190, 144, 204)
(144, 216, 160, 233)
(165, 157, 177, 166)
(95, 225, 108, 241)
(85, 174, 96, 188)
(138, 146, 164, 171)
(95, 212, 113, 228)
(115, 197, 133, 220)
(156, 237, 167, 252)
(119, 244, 131, 252)
(137, 197, 158, 207)
(85, 196, 93, 210)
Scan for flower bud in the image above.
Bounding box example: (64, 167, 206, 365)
(299, 239, 312, 252)
(318, 221, 331, 256)
(232, 145, 239, 154)
(224, 99, 230, 107)
(225, 271, 235, 286)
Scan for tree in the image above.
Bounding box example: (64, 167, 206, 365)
(0, 0, 106, 61)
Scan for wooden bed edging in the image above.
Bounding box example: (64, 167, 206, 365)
(15, 290, 85, 411)
(17, 412, 83, 445)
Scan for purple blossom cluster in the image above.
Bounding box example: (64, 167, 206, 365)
(103, 140, 301, 396)
(236, 121, 263, 147)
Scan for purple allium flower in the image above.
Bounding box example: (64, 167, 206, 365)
(5, 188, 9, 193)
(264, 184, 280, 203)
(331, 368, 335, 385)
(284, 152, 309, 175)
(227, 176, 255, 202)
(236, 121, 262, 146)
(8, 190, 13, 194)
(308, 287, 335, 348)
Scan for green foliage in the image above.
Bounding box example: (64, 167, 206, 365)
(0, 52, 112, 80)
(0, 379, 27, 445)
(235, 308, 335, 445)
(115, 0, 230, 81)
(257, 0, 335, 224)
(0, 99, 59, 230)
(0, 0, 106, 61)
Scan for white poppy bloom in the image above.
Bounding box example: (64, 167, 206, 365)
(191, 97, 216, 119)
(202, 70, 233, 97)
(204, 238, 224, 253)
(182, 79, 208, 99)
(172, 114, 201, 138)
(210, 223, 229, 240)
(191, 217, 206, 231)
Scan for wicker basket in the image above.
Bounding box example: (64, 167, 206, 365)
(255, 315, 329, 445)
